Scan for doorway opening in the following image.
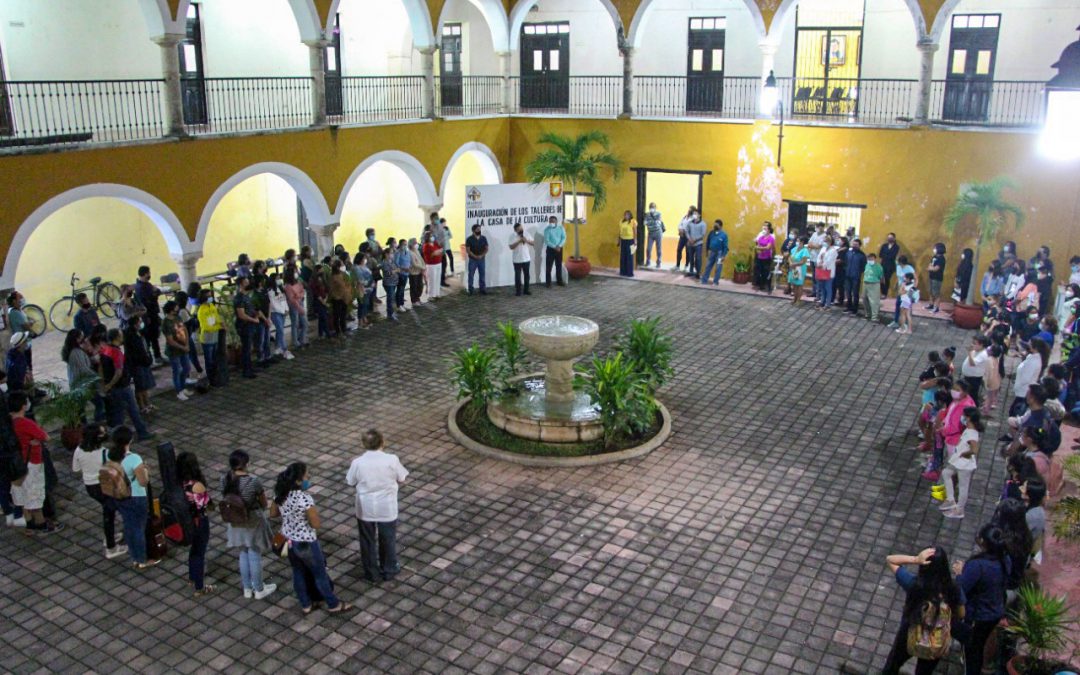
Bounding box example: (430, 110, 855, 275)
(632, 167, 711, 267)
(520, 22, 570, 111)
(784, 199, 866, 239)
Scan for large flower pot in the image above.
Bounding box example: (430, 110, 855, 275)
(952, 302, 983, 329)
(733, 271, 751, 285)
(60, 424, 83, 451)
(565, 257, 591, 280)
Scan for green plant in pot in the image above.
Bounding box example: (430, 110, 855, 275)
(732, 253, 752, 284)
(450, 345, 499, 426)
(524, 131, 623, 279)
(35, 379, 96, 451)
(213, 285, 242, 365)
(943, 176, 1024, 329)
(1005, 584, 1078, 675)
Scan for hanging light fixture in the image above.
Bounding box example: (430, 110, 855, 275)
(759, 70, 784, 167)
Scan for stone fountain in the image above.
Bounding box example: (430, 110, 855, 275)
(487, 315, 603, 443)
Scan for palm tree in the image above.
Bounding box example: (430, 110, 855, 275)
(524, 131, 623, 260)
(943, 176, 1024, 305)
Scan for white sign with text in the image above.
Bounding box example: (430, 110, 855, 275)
(463, 183, 565, 288)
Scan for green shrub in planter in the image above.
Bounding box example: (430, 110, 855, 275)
(491, 321, 529, 394)
(615, 317, 673, 394)
(1005, 583, 1078, 674)
(577, 353, 657, 450)
(451, 345, 499, 424)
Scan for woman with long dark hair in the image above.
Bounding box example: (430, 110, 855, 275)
(70, 423, 123, 558)
(109, 426, 157, 569)
(954, 525, 1010, 675)
(992, 498, 1033, 592)
(177, 451, 213, 595)
(881, 546, 965, 674)
(220, 450, 276, 600)
(270, 462, 351, 614)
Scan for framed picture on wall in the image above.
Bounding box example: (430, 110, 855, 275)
(822, 35, 846, 66)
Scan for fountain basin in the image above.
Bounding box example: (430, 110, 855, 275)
(518, 316, 599, 361)
(487, 375, 602, 443)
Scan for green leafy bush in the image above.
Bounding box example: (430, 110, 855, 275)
(451, 345, 499, 424)
(732, 253, 751, 274)
(1006, 583, 1077, 672)
(577, 353, 657, 449)
(491, 321, 529, 393)
(35, 379, 96, 429)
(1053, 455, 1080, 543)
(616, 317, 673, 393)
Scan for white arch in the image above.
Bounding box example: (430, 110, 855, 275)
(2, 184, 192, 289)
(438, 142, 505, 199)
(194, 162, 333, 251)
(438, 0, 511, 53)
(287, 0, 326, 42)
(928, 0, 963, 43)
(325, 0, 436, 49)
(335, 150, 439, 217)
(768, 0, 927, 41)
(136, 0, 184, 37)
(629, 0, 767, 46)
(509, 0, 623, 51)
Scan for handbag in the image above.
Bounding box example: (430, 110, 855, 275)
(814, 267, 832, 281)
(272, 533, 289, 558)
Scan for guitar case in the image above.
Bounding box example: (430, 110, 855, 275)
(156, 442, 194, 547)
(145, 484, 168, 560)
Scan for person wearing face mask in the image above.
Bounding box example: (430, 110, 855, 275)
(543, 216, 567, 287)
(122, 314, 156, 416)
(998, 241, 1018, 266)
(72, 293, 101, 337)
(674, 206, 695, 272)
(814, 235, 838, 310)
(979, 261, 1005, 312)
(1068, 256, 1080, 286)
(926, 243, 946, 313)
(960, 334, 990, 403)
(1035, 266, 1054, 316)
(941, 380, 976, 472)
(753, 222, 776, 292)
(700, 220, 729, 286)
(939, 406, 983, 519)
(511, 222, 536, 291)
(878, 233, 899, 297)
(1034, 315, 1058, 348)
(806, 223, 826, 298)
(843, 238, 867, 314)
(684, 211, 706, 278)
(1058, 286, 1080, 360)
(618, 211, 636, 278)
(643, 203, 664, 269)
(271, 462, 352, 615)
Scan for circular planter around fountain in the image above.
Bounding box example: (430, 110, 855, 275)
(952, 302, 982, 329)
(448, 396, 672, 468)
(565, 257, 591, 279)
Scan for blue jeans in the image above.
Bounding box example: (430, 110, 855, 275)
(169, 354, 191, 393)
(383, 284, 396, 318)
(287, 540, 340, 610)
(315, 302, 330, 337)
(468, 257, 486, 293)
(687, 244, 703, 276)
(188, 515, 209, 589)
(396, 273, 408, 307)
(358, 290, 372, 323)
(357, 519, 400, 581)
(271, 312, 287, 352)
(186, 334, 202, 373)
(289, 306, 308, 346)
(201, 342, 217, 378)
(646, 232, 662, 266)
(819, 278, 835, 307)
(701, 251, 723, 284)
(107, 385, 150, 437)
(239, 545, 266, 592)
(255, 322, 271, 361)
(116, 496, 149, 564)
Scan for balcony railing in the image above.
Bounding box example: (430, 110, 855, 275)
(331, 76, 424, 125)
(436, 76, 503, 117)
(0, 79, 165, 147)
(189, 77, 313, 135)
(928, 79, 1044, 127)
(636, 76, 761, 120)
(509, 76, 622, 116)
(788, 77, 917, 125)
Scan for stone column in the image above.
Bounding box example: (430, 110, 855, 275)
(619, 46, 634, 119)
(152, 33, 188, 137)
(914, 40, 939, 125)
(759, 41, 779, 81)
(304, 38, 329, 127)
(420, 46, 437, 119)
(171, 251, 203, 290)
(496, 51, 512, 114)
(308, 223, 339, 259)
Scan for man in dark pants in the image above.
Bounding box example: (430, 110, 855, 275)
(346, 429, 409, 582)
(232, 278, 260, 379)
(510, 222, 534, 296)
(844, 238, 867, 314)
(542, 216, 566, 288)
(134, 266, 163, 364)
(879, 233, 899, 297)
(464, 224, 489, 295)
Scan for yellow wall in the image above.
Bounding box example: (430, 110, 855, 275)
(203, 174, 299, 272)
(338, 161, 423, 251)
(15, 198, 176, 308)
(508, 118, 1080, 289)
(442, 150, 493, 246)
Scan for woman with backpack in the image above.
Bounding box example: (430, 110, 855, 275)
(881, 546, 965, 674)
(219, 450, 276, 600)
(270, 462, 351, 614)
(70, 423, 125, 559)
(105, 426, 158, 569)
(177, 452, 213, 596)
(954, 525, 1011, 675)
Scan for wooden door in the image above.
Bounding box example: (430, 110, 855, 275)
(520, 23, 569, 111)
(943, 14, 1000, 122)
(686, 18, 726, 113)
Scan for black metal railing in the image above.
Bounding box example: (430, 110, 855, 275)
(509, 76, 622, 116)
(929, 79, 1043, 127)
(789, 77, 916, 125)
(635, 76, 761, 119)
(0, 79, 165, 147)
(188, 77, 312, 135)
(436, 75, 503, 117)
(330, 76, 424, 125)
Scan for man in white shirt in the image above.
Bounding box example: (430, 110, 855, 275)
(960, 334, 990, 403)
(509, 222, 534, 297)
(806, 223, 826, 298)
(345, 429, 409, 582)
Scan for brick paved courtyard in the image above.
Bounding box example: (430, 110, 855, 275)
(0, 277, 1005, 674)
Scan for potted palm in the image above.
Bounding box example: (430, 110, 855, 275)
(732, 253, 752, 285)
(1005, 584, 1078, 675)
(524, 131, 623, 279)
(35, 379, 96, 450)
(943, 176, 1024, 329)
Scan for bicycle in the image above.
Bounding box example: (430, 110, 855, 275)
(11, 302, 47, 336)
(49, 273, 121, 333)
